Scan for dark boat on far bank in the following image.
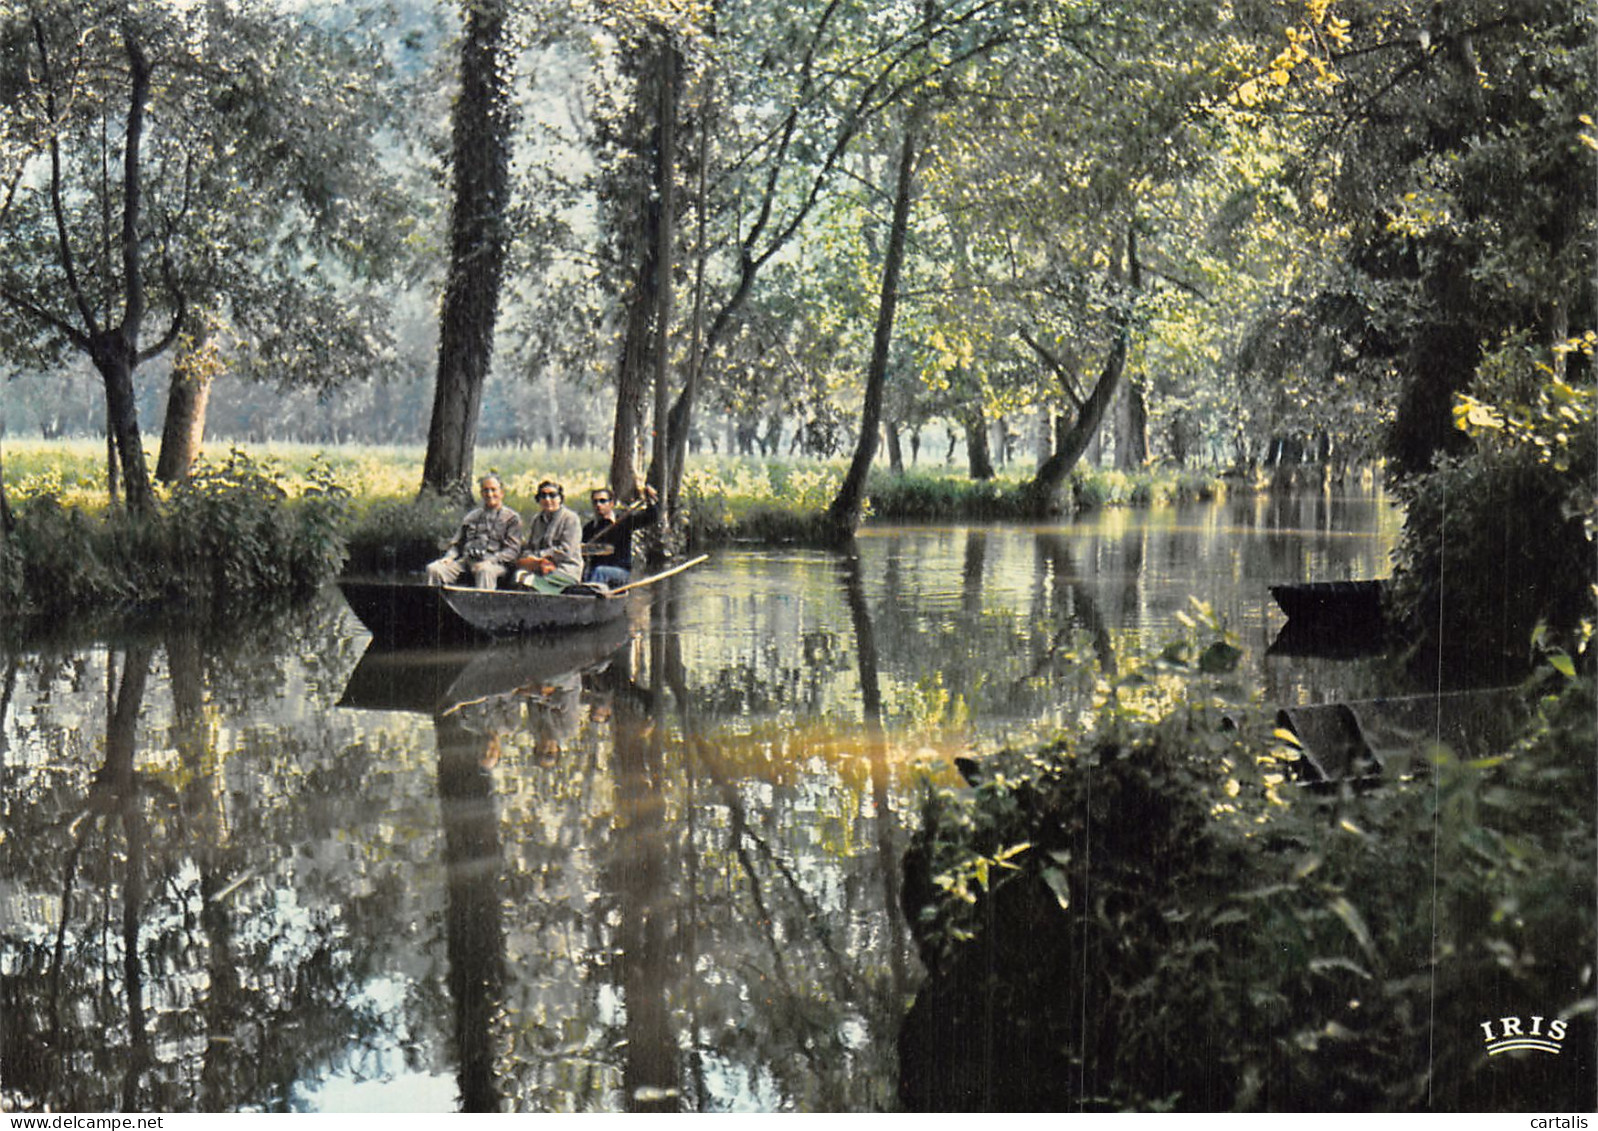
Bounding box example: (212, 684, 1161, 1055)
(1267, 579, 1389, 657)
(1269, 579, 1386, 628)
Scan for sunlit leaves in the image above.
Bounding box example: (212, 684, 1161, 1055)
(1456, 332, 1598, 485)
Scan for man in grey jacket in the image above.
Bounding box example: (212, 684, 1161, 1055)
(425, 474, 523, 589)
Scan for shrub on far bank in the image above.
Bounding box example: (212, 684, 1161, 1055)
(865, 471, 1028, 521)
(1, 449, 349, 622)
(343, 495, 461, 574)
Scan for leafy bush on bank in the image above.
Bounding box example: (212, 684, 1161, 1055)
(1389, 343, 1595, 679)
(900, 616, 1595, 1112)
(1, 449, 349, 620)
(1389, 449, 1594, 680)
(342, 495, 462, 574)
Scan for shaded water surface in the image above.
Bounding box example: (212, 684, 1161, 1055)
(3, 492, 1405, 1112)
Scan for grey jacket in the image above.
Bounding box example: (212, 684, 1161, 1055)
(448, 505, 523, 565)
(522, 507, 584, 582)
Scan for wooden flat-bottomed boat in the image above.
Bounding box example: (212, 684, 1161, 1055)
(338, 555, 707, 645)
(338, 578, 628, 644)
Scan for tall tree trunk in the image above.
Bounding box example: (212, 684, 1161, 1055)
(155, 322, 215, 483)
(674, 59, 712, 514)
(1127, 377, 1149, 466)
(963, 409, 995, 481)
(609, 258, 655, 499)
(106, 423, 120, 510)
(93, 337, 154, 511)
(1116, 373, 1149, 471)
(0, 444, 11, 537)
(15, 16, 180, 514)
(1021, 225, 1141, 516)
(825, 101, 921, 546)
(420, 0, 514, 503)
(650, 42, 678, 553)
(607, 40, 660, 505)
(886, 419, 904, 475)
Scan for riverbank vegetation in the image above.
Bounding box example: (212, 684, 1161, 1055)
(0, 0, 1591, 1111)
(0, 439, 1237, 615)
(0, 449, 349, 621)
(900, 613, 1596, 1111)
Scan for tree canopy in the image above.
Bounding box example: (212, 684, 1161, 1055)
(0, 0, 1590, 538)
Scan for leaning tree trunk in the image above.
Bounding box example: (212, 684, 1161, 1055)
(155, 324, 216, 483)
(824, 100, 921, 547)
(420, 0, 514, 503)
(1021, 225, 1141, 517)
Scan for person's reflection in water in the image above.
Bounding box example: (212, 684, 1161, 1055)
(433, 710, 508, 1112)
(527, 672, 582, 767)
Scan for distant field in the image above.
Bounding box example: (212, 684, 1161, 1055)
(0, 438, 867, 516)
(2, 437, 1231, 526)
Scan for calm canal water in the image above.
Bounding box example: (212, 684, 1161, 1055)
(2, 490, 1404, 1112)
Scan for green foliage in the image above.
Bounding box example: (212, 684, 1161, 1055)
(1454, 330, 1598, 543)
(1069, 468, 1224, 510)
(0, 0, 417, 385)
(903, 622, 1596, 1111)
(863, 471, 1028, 521)
(1, 450, 350, 621)
(1298, 0, 1596, 479)
(342, 495, 462, 574)
(1387, 443, 1595, 676)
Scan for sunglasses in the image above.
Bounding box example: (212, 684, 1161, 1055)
(537, 490, 560, 499)
(593, 497, 612, 505)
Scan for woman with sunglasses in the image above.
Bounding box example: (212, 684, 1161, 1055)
(513, 480, 583, 594)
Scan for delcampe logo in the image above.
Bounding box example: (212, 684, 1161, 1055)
(1479, 1013, 1568, 1056)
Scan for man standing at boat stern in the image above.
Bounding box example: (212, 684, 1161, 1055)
(515, 480, 584, 594)
(426, 474, 523, 589)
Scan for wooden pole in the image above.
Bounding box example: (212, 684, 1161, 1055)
(606, 554, 708, 597)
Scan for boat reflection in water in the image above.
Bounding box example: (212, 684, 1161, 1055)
(337, 618, 635, 1113)
(336, 615, 634, 717)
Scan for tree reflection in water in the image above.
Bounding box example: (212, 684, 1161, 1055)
(434, 712, 505, 1113)
(3, 508, 1404, 1111)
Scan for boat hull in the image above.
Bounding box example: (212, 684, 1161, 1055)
(338, 578, 628, 644)
(1269, 579, 1385, 628)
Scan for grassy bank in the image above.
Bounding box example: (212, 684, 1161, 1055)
(1, 439, 1234, 617)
